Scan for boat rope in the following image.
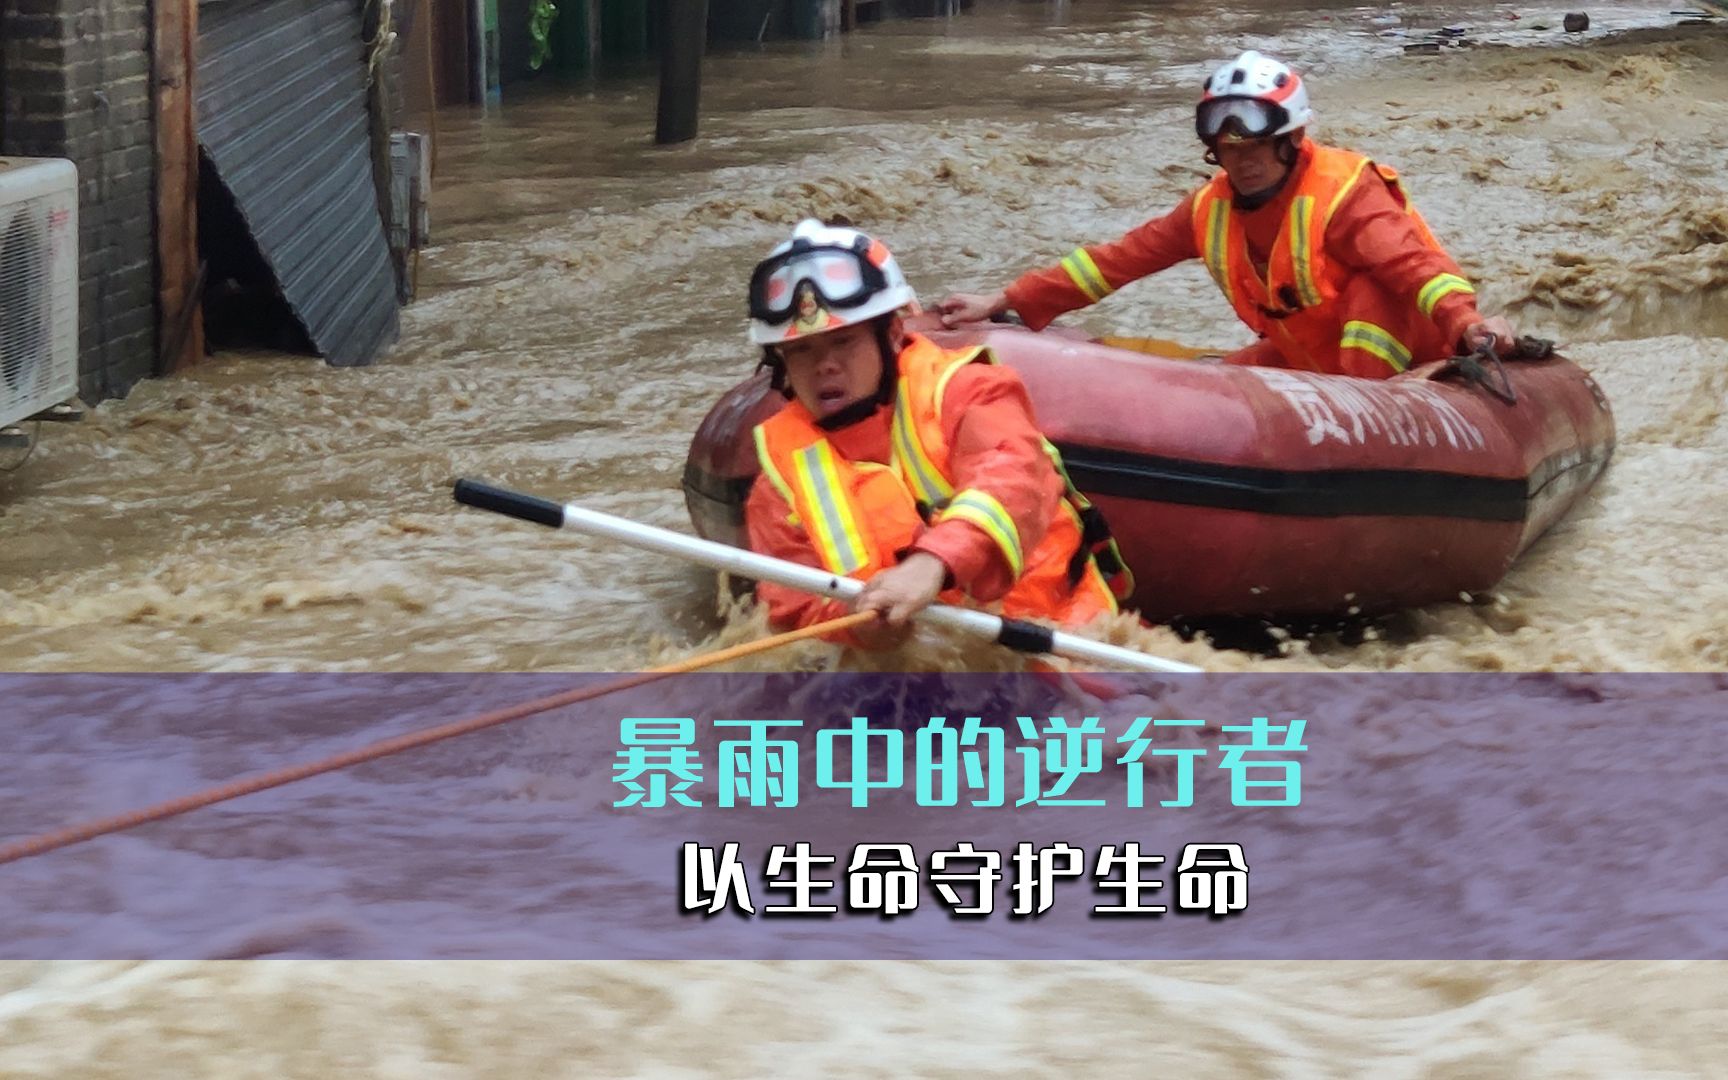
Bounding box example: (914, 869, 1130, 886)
(1443, 335, 1556, 405)
(0, 611, 879, 869)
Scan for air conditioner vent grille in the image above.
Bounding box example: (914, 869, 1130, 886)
(0, 158, 80, 427)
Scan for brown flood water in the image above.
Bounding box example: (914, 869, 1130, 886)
(1, 2, 1725, 1074)
(0, 1, 1724, 674)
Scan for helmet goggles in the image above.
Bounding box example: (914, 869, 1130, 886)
(747, 238, 890, 323)
(1196, 96, 1289, 143)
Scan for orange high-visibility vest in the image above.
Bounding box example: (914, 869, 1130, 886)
(752, 335, 1125, 627)
(1191, 143, 1475, 375)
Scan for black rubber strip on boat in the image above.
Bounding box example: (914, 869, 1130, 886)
(1052, 443, 1536, 522)
(682, 462, 758, 524)
(683, 443, 1614, 526)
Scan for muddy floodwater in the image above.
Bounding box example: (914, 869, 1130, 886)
(1, 1, 1724, 674)
(2, 0, 1725, 1074)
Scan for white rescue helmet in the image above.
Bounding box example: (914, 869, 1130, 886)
(1197, 50, 1314, 144)
(746, 219, 918, 347)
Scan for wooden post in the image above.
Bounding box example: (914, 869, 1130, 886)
(152, 0, 203, 374)
(654, 0, 707, 145)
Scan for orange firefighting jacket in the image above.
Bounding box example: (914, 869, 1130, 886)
(748, 334, 1125, 643)
(1005, 139, 1485, 378)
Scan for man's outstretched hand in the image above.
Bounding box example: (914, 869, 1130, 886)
(937, 291, 1009, 328)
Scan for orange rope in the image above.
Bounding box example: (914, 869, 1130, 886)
(0, 611, 878, 868)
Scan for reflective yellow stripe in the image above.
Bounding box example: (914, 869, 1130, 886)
(1388, 172, 1416, 212)
(753, 425, 795, 506)
(1043, 437, 1131, 600)
(890, 377, 955, 508)
(1325, 156, 1376, 225)
(791, 442, 868, 574)
(1077, 532, 1120, 616)
(1289, 195, 1322, 309)
(1060, 248, 1112, 304)
(1340, 320, 1413, 373)
(931, 348, 987, 426)
(1204, 199, 1234, 308)
(1418, 272, 1475, 318)
(1040, 438, 1079, 498)
(939, 489, 1024, 578)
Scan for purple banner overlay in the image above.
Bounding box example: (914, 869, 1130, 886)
(3, 673, 1723, 960)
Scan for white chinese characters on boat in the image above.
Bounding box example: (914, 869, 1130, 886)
(1252, 368, 1488, 451)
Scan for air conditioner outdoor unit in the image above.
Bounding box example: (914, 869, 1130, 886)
(0, 157, 79, 434)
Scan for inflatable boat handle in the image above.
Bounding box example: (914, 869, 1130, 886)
(454, 478, 1201, 674)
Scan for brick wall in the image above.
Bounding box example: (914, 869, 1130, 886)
(1, 0, 157, 402)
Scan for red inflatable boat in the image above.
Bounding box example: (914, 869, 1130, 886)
(682, 320, 1615, 620)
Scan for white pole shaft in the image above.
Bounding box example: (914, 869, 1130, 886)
(454, 479, 1201, 674)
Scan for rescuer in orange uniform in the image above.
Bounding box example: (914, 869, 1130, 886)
(940, 51, 1519, 379)
(744, 219, 1130, 650)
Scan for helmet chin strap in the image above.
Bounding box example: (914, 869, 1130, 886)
(815, 395, 882, 431)
(1230, 175, 1288, 210)
(872, 316, 898, 406)
(760, 347, 794, 399)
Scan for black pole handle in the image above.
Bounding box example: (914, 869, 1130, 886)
(996, 617, 1056, 656)
(452, 478, 566, 528)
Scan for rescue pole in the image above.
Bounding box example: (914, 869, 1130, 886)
(453, 478, 1203, 674)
